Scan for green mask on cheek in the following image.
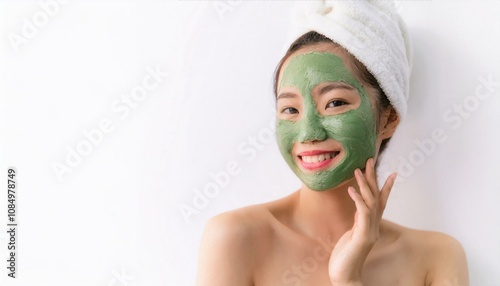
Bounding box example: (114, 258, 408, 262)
(276, 52, 377, 191)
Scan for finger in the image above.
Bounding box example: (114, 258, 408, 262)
(379, 173, 397, 212)
(354, 168, 375, 208)
(347, 186, 370, 231)
(364, 158, 379, 197)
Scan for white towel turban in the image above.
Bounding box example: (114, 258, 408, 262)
(281, 0, 412, 118)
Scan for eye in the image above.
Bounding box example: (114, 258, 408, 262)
(326, 100, 347, 109)
(282, 107, 299, 114)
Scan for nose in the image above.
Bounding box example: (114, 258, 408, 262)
(297, 109, 327, 143)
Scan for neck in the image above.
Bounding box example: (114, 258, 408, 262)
(292, 177, 359, 243)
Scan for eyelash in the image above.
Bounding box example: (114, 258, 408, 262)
(326, 100, 347, 109)
(280, 100, 347, 114)
(282, 107, 299, 114)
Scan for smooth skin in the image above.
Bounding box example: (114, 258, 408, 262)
(196, 43, 469, 286)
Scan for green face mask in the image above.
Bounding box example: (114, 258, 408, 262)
(276, 52, 377, 191)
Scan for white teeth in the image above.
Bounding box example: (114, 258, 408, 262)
(301, 152, 337, 163)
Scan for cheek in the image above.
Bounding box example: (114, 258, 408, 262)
(275, 121, 298, 152)
(321, 111, 377, 154)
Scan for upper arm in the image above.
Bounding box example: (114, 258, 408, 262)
(195, 213, 255, 286)
(425, 233, 469, 286)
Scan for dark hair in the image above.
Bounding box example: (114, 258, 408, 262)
(273, 31, 392, 154)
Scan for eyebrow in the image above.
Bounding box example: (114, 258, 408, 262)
(317, 82, 355, 96)
(277, 82, 355, 100)
(276, 92, 297, 100)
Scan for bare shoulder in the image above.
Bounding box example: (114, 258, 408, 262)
(196, 197, 292, 286)
(382, 220, 465, 251)
(203, 192, 295, 240)
(382, 220, 469, 285)
(202, 203, 275, 244)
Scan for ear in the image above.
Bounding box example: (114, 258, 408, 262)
(378, 106, 400, 140)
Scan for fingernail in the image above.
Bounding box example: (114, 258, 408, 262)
(370, 158, 375, 167)
(391, 173, 398, 180)
(355, 168, 362, 177)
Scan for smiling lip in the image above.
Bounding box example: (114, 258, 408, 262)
(298, 150, 334, 156)
(297, 150, 340, 171)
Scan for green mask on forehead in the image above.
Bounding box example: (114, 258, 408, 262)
(276, 52, 377, 191)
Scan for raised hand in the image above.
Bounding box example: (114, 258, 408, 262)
(328, 158, 397, 286)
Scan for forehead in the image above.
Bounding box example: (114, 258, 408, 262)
(278, 50, 359, 94)
(277, 43, 352, 87)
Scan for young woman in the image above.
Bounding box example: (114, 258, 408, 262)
(196, 2, 469, 286)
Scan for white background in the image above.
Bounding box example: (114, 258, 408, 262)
(1, 0, 499, 285)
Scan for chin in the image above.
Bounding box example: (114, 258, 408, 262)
(301, 174, 355, 192)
